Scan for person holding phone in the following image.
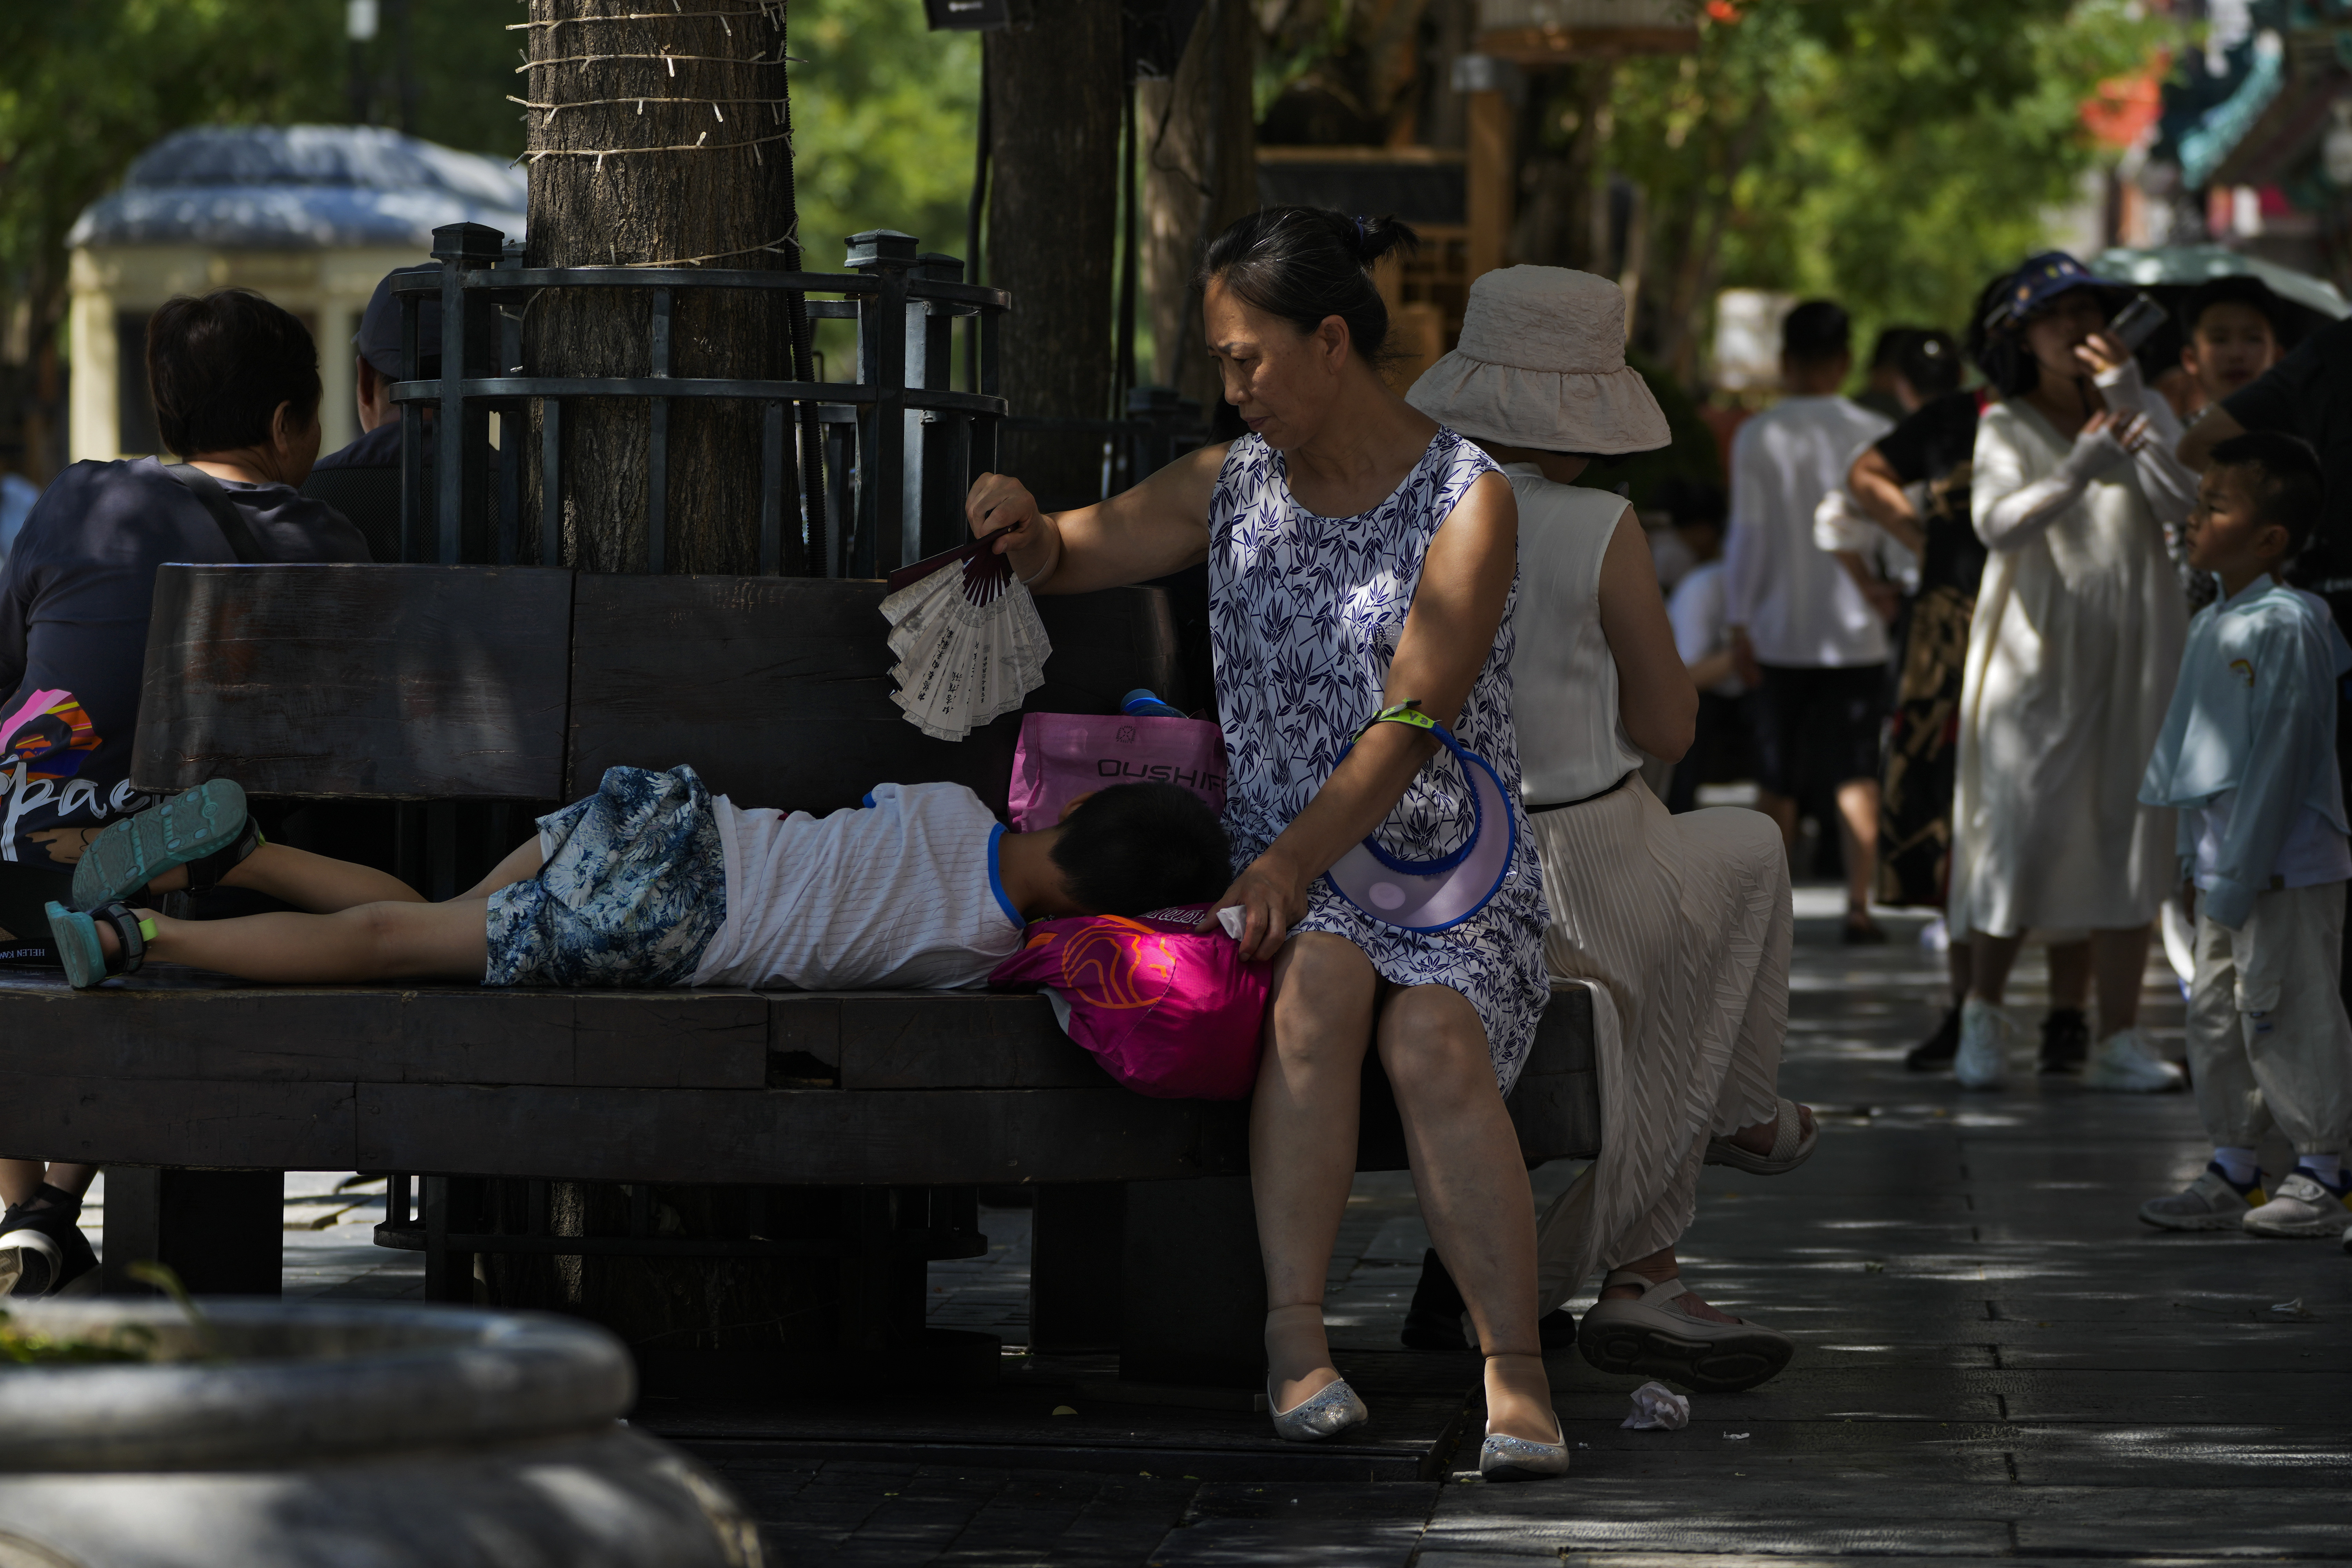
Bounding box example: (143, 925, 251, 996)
(1946, 254, 2195, 1093)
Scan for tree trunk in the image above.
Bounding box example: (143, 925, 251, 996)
(520, 0, 802, 574)
(1140, 0, 1256, 416)
(988, 0, 1123, 508)
(499, 0, 833, 1357)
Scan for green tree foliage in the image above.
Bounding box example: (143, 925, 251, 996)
(1597, 0, 2163, 383)
(0, 2, 339, 365)
(789, 0, 979, 270)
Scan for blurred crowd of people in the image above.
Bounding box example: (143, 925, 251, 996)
(1657, 253, 2352, 1247)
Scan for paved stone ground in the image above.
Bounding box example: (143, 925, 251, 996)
(695, 891, 2352, 1566)
(150, 887, 2350, 1564)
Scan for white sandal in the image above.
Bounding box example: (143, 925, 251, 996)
(1577, 1270, 1794, 1393)
(1706, 1096, 1816, 1175)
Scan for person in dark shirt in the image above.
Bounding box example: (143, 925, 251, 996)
(302, 264, 439, 563)
(0, 288, 368, 1298)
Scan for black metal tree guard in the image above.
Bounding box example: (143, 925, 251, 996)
(390, 221, 1011, 577)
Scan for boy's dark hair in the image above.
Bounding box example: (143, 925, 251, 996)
(1050, 782, 1231, 916)
(1895, 329, 1963, 399)
(1868, 325, 1922, 370)
(2209, 430, 2325, 560)
(1782, 300, 1851, 365)
(1197, 206, 1421, 365)
(147, 289, 322, 457)
(2182, 275, 2285, 343)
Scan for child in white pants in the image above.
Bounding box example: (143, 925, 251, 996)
(2139, 432, 2352, 1239)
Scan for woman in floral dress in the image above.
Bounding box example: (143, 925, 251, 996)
(964, 207, 1562, 1479)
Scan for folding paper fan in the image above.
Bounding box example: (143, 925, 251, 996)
(879, 524, 1051, 741)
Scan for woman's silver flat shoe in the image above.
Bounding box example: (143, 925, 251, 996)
(1267, 1376, 1369, 1442)
(1478, 1417, 1571, 1481)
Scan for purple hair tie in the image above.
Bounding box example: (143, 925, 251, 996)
(1353, 214, 1370, 243)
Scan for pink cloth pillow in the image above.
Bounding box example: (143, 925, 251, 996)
(989, 906, 1269, 1100)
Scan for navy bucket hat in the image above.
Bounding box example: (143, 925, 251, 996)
(1986, 250, 2126, 332)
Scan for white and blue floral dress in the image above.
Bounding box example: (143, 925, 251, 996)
(1208, 429, 1551, 1091)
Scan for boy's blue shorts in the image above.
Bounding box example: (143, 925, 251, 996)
(483, 764, 726, 988)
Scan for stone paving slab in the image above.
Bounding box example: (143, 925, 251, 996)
(2003, 1424, 2352, 1487)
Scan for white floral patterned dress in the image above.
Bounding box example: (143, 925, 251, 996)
(1208, 428, 1551, 1091)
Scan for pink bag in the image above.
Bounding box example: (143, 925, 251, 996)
(989, 907, 1269, 1100)
(1006, 711, 1227, 831)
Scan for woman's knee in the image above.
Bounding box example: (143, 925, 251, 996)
(1378, 988, 1499, 1109)
(1264, 934, 1378, 1069)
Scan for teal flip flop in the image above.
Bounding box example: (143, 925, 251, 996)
(45, 901, 152, 990)
(69, 779, 251, 911)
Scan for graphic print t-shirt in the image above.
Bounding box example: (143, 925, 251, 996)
(0, 457, 370, 870)
(688, 781, 1027, 991)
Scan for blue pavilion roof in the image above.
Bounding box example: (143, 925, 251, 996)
(68, 125, 526, 250)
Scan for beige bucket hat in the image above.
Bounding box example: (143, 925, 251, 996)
(1405, 265, 1670, 454)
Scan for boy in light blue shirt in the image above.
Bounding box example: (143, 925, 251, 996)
(2138, 433, 2352, 1239)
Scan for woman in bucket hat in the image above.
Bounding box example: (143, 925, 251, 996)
(1406, 266, 1810, 1394)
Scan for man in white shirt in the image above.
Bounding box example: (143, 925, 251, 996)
(1725, 300, 1895, 942)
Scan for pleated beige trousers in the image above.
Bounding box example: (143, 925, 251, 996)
(1528, 777, 1792, 1312)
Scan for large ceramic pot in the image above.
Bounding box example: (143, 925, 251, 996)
(0, 1299, 760, 1568)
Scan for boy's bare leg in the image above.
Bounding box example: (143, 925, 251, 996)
(96, 898, 493, 984)
(145, 842, 424, 912)
(142, 835, 544, 914)
(458, 837, 547, 900)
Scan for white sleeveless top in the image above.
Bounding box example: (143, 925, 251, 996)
(1506, 466, 1643, 806)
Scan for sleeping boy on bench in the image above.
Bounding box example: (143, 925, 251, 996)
(44, 766, 1231, 991)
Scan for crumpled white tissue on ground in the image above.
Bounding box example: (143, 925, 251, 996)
(1620, 1380, 1690, 1430)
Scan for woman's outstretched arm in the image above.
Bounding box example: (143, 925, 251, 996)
(1210, 469, 1519, 959)
(965, 442, 1227, 594)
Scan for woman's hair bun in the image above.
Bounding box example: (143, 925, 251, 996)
(1196, 206, 1421, 365)
(1350, 213, 1419, 267)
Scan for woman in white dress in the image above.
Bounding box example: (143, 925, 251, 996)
(1950, 252, 2199, 1091)
(1405, 266, 1817, 1394)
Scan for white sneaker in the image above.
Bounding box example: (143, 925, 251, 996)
(2242, 1172, 2352, 1238)
(2082, 1027, 2185, 1093)
(1953, 998, 2015, 1090)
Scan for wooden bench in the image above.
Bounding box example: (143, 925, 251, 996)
(4, 564, 1599, 1389)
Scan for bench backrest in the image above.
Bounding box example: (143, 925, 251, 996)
(131, 565, 1185, 814)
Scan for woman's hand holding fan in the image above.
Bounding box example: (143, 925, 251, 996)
(879, 522, 1051, 741)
